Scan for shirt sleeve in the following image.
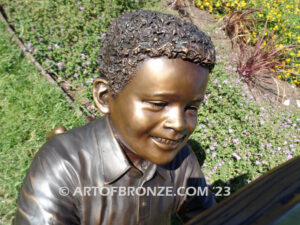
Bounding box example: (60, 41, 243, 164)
(14, 138, 80, 225)
(177, 147, 216, 223)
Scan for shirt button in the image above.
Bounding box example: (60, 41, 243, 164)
(141, 201, 147, 207)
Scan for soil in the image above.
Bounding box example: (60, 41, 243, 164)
(160, 0, 300, 112)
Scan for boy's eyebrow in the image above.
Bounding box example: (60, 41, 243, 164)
(152, 93, 180, 98)
(191, 98, 204, 103)
(151, 93, 204, 102)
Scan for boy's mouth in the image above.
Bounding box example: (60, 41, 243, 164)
(151, 135, 186, 148)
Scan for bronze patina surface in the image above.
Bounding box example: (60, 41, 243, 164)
(93, 57, 209, 167)
(15, 10, 216, 225)
(15, 116, 215, 225)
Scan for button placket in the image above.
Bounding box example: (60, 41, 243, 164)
(137, 163, 157, 223)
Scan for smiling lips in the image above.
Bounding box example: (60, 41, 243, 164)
(152, 136, 185, 148)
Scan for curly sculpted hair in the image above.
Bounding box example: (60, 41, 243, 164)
(98, 10, 216, 96)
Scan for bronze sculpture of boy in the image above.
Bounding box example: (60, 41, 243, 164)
(15, 10, 216, 225)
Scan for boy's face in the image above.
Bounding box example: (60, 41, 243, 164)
(104, 57, 209, 165)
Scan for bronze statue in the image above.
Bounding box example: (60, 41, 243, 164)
(15, 10, 216, 225)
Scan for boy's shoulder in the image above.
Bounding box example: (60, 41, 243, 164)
(35, 118, 106, 167)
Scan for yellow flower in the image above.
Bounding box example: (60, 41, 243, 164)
(278, 75, 282, 79)
(286, 58, 291, 62)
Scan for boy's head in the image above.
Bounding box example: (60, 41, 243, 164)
(93, 10, 215, 165)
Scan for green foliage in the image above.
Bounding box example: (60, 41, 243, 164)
(190, 62, 300, 201)
(0, 21, 85, 225)
(0, 1, 299, 224)
(1, 0, 156, 114)
(194, 0, 300, 85)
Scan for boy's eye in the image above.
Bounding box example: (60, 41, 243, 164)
(147, 101, 168, 108)
(185, 105, 199, 114)
(187, 106, 198, 111)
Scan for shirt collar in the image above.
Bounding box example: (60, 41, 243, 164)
(95, 116, 168, 183)
(96, 116, 131, 184)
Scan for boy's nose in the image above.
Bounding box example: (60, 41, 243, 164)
(163, 107, 186, 133)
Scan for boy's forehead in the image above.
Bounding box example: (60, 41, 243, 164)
(122, 57, 208, 97)
(136, 57, 207, 79)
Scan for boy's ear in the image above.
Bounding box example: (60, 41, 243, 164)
(93, 78, 111, 114)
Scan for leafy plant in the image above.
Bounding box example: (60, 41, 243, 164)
(193, 61, 300, 202)
(236, 21, 298, 87)
(222, 8, 261, 46)
(195, 0, 299, 86)
(0, 0, 156, 115)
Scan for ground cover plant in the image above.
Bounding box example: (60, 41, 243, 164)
(191, 61, 299, 200)
(0, 21, 85, 224)
(194, 0, 300, 86)
(0, 1, 299, 225)
(1, 0, 158, 115)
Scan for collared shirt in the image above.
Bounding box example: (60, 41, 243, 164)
(15, 117, 215, 225)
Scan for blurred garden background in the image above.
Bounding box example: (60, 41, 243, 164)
(0, 0, 299, 224)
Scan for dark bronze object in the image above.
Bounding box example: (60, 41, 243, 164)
(15, 117, 215, 224)
(186, 156, 300, 225)
(15, 10, 217, 225)
(46, 125, 67, 140)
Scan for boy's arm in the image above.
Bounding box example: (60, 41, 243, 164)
(14, 139, 80, 225)
(177, 149, 216, 223)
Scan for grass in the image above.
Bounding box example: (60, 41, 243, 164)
(0, 1, 299, 224)
(1, 0, 160, 115)
(0, 21, 85, 225)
